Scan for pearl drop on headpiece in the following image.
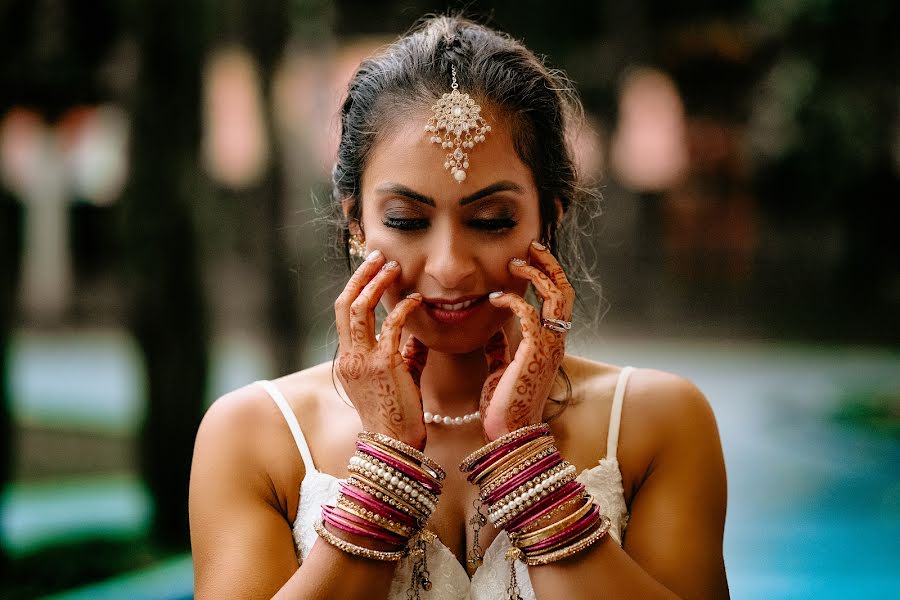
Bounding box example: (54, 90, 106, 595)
(425, 65, 491, 183)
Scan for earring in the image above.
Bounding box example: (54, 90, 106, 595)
(348, 234, 367, 259)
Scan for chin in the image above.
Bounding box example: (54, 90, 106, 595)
(405, 315, 505, 356)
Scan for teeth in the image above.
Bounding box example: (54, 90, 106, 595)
(436, 299, 476, 311)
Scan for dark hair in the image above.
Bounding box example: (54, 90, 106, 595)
(331, 15, 600, 417)
(333, 15, 588, 260)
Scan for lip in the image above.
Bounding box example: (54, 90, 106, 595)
(422, 294, 489, 324)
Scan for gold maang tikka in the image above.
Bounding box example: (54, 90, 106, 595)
(425, 65, 491, 183)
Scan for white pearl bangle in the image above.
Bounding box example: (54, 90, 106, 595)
(424, 411, 480, 426)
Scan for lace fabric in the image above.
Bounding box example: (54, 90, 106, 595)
(292, 461, 628, 599)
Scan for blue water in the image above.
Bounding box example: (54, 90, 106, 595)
(2, 331, 897, 599)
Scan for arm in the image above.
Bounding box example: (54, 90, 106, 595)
(529, 370, 729, 599)
(189, 389, 397, 600)
(190, 251, 430, 599)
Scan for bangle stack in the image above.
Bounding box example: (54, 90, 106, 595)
(316, 432, 446, 597)
(460, 424, 612, 596)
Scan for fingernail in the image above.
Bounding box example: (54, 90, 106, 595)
(366, 249, 382, 261)
(406, 292, 422, 300)
(510, 257, 527, 266)
(381, 260, 398, 271)
(531, 240, 546, 251)
(489, 291, 504, 299)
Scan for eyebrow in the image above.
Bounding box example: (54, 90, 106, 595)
(374, 180, 525, 207)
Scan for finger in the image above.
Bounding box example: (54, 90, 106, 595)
(479, 368, 506, 417)
(508, 258, 569, 321)
(484, 329, 510, 373)
(349, 260, 401, 348)
(488, 291, 542, 342)
(528, 241, 575, 314)
(399, 335, 429, 388)
(334, 250, 385, 348)
(379, 293, 425, 358)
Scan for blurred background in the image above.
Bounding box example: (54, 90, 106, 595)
(1, 0, 898, 598)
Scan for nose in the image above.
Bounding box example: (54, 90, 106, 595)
(423, 226, 477, 290)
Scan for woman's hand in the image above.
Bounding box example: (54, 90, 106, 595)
(478, 241, 574, 441)
(334, 250, 429, 449)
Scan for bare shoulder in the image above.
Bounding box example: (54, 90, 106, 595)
(191, 361, 342, 517)
(557, 355, 720, 496)
(564, 355, 716, 444)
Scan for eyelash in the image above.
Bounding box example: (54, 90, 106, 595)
(382, 217, 518, 232)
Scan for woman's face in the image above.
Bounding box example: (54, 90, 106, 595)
(357, 111, 542, 354)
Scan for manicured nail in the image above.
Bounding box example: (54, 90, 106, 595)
(381, 260, 398, 271)
(406, 292, 423, 301)
(531, 240, 546, 251)
(510, 257, 527, 266)
(489, 291, 504, 299)
(366, 249, 382, 261)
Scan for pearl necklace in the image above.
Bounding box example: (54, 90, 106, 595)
(424, 410, 480, 426)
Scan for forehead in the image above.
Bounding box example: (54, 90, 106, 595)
(361, 108, 537, 202)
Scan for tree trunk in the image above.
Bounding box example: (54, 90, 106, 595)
(122, 1, 210, 548)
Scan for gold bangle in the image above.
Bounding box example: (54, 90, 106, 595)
(474, 436, 555, 487)
(336, 496, 413, 538)
(523, 514, 612, 565)
(511, 496, 595, 547)
(348, 475, 430, 521)
(459, 423, 550, 472)
(349, 456, 439, 506)
(356, 444, 442, 491)
(472, 436, 550, 486)
(491, 466, 578, 529)
(479, 441, 558, 494)
(516, 493, 587, 535)
(314, 519, 407, 562)
(346, 477, 428, 523)
(348, 465, 435, 515)
(358, 431, 445, 480)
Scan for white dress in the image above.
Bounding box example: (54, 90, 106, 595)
(256, 366, 634, 600)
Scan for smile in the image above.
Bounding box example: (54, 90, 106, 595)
(422, 295, 488, 324)
(434, 299, 477, 311)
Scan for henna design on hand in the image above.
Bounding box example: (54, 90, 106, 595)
(334, 268, 427, 445)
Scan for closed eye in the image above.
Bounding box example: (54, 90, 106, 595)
(383, 217, 428, 230)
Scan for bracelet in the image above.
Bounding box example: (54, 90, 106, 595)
(476, 438, 556, 490)
(339, 482, 418, 527)
(507, 487, 586, 534)
(358, 431, 445, 480)
(349, 454, 439, 507)
(460, 423, 550, 473)
(521, 515, 612, 566)
(489, 464, 577, 526)
(484, 453, 565, 503)
(511, 496, 595, 547)
(336, 496, 414, 537)
(347, 476, 431, 522)
(357, 442, 441, 492)
(346, 477, 428, 523)
(314, 519, 407, 562)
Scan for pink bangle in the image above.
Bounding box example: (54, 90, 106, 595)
(521, 504, 600, 553)
(322, 505, 407, 546)
(339, 482, 417, 527)
(466, 428, 549, 479)
(357, 442, 439, 492)
(485, 453, 563, 504)
(506, 483, 586, 533)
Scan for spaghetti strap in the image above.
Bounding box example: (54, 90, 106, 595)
(256, 380, 318, 474)
(606, 366, 635, 461)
